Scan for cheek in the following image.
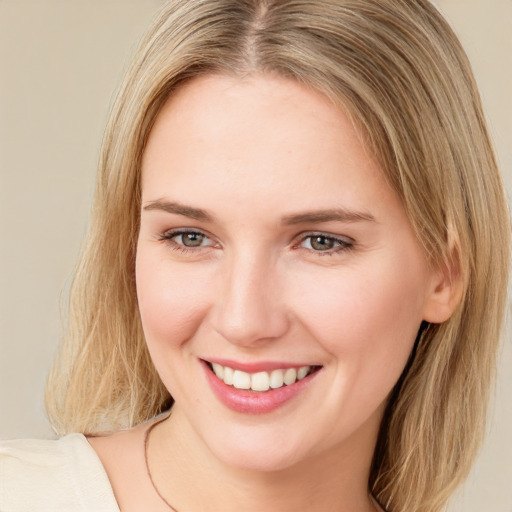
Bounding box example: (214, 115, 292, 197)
(288, 255, 427, 382)
(135, 251, 213, 349)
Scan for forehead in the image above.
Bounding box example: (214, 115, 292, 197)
(140, 73, 398, 221)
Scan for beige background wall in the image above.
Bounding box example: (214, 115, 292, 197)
(0, 1, 510, 511)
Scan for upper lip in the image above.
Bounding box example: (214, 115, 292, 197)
(203, 358, 320, 373)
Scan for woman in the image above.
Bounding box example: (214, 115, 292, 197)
(1, 1, 509, 511)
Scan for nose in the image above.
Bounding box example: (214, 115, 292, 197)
(211, 249, 290, 348)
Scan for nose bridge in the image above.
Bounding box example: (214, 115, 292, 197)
(213, 245, 288, 347)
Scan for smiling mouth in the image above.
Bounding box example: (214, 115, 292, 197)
(205, 362, 322, 392)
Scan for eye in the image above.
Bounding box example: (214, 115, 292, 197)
(299, 233, 353, 253)
(175, 232, 209, 247)
(159, 229, 218, 251)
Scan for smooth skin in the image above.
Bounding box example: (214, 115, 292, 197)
(89, 73, 460, 512)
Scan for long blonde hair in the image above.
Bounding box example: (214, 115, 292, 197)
(46, 1, 510, 511)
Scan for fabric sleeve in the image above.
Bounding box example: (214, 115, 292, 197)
(0, 434, 119, 512)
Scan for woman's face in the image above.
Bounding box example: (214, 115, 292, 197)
(136, 73, 446, 471)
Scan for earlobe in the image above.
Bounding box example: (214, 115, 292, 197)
(422, 244, 464, 324)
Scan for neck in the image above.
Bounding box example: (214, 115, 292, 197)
(147, 407, 381, 512)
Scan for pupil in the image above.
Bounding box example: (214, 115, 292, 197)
(311, 236, 334, 251)
(183, 233, 203, 247)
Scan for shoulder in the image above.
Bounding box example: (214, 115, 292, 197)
(0, 435, 119, 512)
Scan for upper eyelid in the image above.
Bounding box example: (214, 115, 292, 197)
(161, 227, 214, 238)
(160, 228, 352, 238)
(294, 231, 354, 244)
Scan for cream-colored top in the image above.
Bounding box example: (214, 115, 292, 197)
(0, 434, 119, 512)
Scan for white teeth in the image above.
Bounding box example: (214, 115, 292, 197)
(297, 366, 309, 380)
(212, 363, 224, 379)
(269, 369, 284, 389)
(283, 368, 297, 385)
(251, 372, 270, 392)
(211, 363, 314, 392)
(232, 370, 251, 390)
(223, 366, 234, 385)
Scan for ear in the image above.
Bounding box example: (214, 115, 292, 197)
(422, 241, 464, 324)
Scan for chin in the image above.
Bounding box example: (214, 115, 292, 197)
(203, 425, 312, 473)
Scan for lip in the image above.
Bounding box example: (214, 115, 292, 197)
(201, 360, 321, 414)
(206, 357, 315, 373)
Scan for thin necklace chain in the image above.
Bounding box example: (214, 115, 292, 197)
(144, 416, 383, 512)
(144, 416, 179, 511)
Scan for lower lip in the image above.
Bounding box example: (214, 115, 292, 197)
(202, 361, 320, 414)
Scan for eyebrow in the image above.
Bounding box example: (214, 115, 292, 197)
(144, 199, 375, 226)
(281, 208, 376, 225)
(143, 200, 215, 222)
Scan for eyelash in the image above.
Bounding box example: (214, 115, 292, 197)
(158, 229, 217, 254)
(295, 232, 354, 256)
(158, 229, 354, 256)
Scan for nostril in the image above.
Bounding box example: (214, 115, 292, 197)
(213, 303, 291, 348)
